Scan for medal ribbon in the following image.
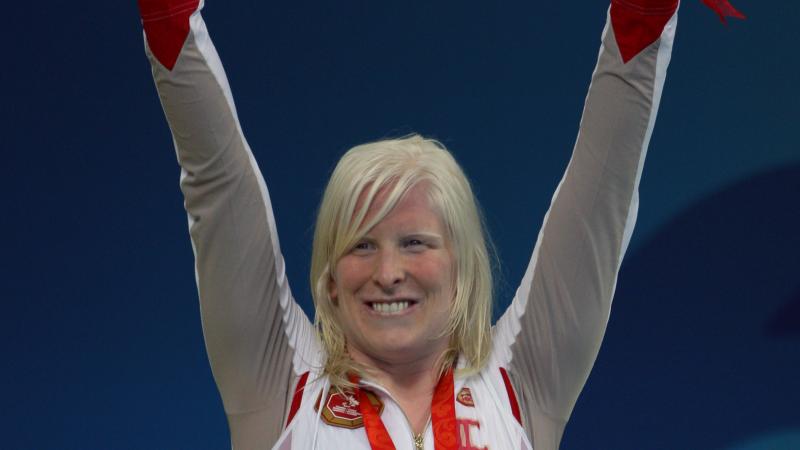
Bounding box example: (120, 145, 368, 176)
(352, 369, 458, 450)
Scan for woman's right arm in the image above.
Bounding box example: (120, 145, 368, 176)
(138, 1, 320, 447)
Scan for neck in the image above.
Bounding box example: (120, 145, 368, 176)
(350, 347, 443, 395)
(348, 347, 449, 434)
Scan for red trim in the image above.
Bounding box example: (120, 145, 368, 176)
(136, 0, 200, 70)
(610, 0, 678, 64)
(285, 371, 310, 429)
(499, 367, 521, 424)
(701, 0, 746, 24)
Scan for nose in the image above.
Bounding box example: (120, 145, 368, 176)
(372, 247, 405, 290)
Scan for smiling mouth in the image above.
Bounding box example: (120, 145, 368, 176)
(366, 300, 417, 314)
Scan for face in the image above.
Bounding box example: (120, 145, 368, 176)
(329, 183, 456, 368)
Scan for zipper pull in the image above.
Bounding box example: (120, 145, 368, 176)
(413, 433, 424, 449)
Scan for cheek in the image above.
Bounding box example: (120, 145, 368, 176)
(417, 257, 456, 296)
(332, 258, 370, 298)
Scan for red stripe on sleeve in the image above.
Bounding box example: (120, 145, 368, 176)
(285, 371, 310, 429)
(499, 367, 522, 424)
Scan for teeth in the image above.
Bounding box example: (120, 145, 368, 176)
(371, 301, 410, 314)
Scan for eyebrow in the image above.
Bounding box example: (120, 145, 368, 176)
(403, 232, 446, 245)
(405, 232, 443, 239)
(360, 231, 445, 243)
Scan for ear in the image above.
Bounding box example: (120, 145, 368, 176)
(328, 273, 339, 306)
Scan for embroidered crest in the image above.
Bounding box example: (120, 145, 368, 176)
(314, 389, 384, 429)
(456, 387, 475, 407)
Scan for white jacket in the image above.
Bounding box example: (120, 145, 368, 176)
(139, 0, 678, 447)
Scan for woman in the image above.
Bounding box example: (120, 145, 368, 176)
(138, 0, 693, 448)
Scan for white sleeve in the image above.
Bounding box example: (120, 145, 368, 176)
(139, 1, 321, 447)
(490, 4, 678, 448)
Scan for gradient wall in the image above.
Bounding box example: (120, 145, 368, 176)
(2, 1, 797, 448)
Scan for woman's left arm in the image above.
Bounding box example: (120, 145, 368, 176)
(492, 1, 679, 445)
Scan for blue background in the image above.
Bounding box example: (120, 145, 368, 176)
(2, 0, 798, 448)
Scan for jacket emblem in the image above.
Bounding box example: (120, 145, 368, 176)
(457, 387, 475, 407)
(314, 388, 384, 429)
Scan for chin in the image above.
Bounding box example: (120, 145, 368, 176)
(370, 338, 420, 358)
(363, 334, 445, 364)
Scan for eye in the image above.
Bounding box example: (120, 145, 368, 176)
(351, 240, 374, 254)
(403, 238, 425, 249)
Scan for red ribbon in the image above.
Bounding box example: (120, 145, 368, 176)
(358, 384, 396, 450)
(701, 0, 747, 24)
(430, 369, 458, 450)
(353, 369, 458, 450)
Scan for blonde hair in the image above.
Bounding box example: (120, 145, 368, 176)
(310, 134, 494, 386)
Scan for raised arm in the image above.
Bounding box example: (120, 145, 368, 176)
(138, 0, 320, 446)
(492, 1, 679, 446)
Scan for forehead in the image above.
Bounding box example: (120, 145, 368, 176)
(355, 181, 443, 233)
